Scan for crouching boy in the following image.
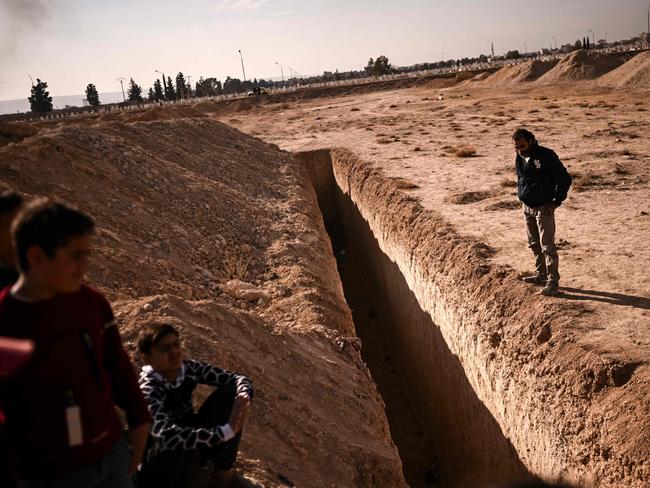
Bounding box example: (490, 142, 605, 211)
(0, 199, 152, 487)
(137, 323, 253, 488)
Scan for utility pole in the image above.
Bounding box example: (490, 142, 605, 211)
(186, 75, 192, 97)
(552, 36, 557, 50)
(275, 61, 284, 83)
(155, 69, 166, 98)
(524, 42, 527, 54)
(238, 50, 247, 82)
(116, 77, 126, 102)
(491, 43, 494, 58)
(588, 29, 594, 48)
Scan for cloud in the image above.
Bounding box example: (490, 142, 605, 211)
(212, 0, 270, 12)
(0, 0, 56, 60)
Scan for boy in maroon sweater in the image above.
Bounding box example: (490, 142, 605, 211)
(0, 198, 151, 487)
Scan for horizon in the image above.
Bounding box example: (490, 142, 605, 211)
(1, 0, 648, 103)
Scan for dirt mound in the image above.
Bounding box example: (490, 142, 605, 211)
(457, 71, 492, 87)
(128, 106, 175, 122)
(0, 122, 39, 146)
(537, 50, 623, 83)
(0, 118, 406, 487)
(192, 100, 221, 113)
(597, 50, 650, 89)
(424, 76, 459, 89)
(483, 59, 558, 86)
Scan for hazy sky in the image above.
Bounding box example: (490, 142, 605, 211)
(0, 0, 647, 101)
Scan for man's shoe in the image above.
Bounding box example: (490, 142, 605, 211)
(522, 274, 547, 285)
(539, 282, 559, 296)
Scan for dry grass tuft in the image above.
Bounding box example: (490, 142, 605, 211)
(455, 146, 477, 157)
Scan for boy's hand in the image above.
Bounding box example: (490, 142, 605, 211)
(229, 394, 251, 433)
(127, 422, 151, 476)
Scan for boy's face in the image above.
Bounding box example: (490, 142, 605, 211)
(28, 233, 91, 293)
(144, 333, 184, 377)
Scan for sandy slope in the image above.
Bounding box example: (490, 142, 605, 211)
(0, 118, 407, 487)
(597, 50, 650, 89)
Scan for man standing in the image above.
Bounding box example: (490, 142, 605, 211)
(513, 129, 572, 296)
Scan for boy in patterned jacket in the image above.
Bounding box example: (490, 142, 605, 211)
(137, 322, 253, 488)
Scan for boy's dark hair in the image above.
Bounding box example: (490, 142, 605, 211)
(138, 323, 180, 355)
(12, 198, 95, 272)
(512, 128, 536, 142)
(0, 191, 23, 217)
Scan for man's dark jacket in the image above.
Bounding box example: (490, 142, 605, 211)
(515, 142, 572, 207)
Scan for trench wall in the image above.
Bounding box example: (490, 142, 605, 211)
(298, 148, 648, 488)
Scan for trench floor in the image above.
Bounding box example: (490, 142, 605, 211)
(334, 245, 444, 488)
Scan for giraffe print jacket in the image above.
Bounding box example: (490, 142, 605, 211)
(138, 359, 253, 452)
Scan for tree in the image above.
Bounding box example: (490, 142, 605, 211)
(365, 55, 392, 76)
(28, 78, 53, 115)
(147, 87, 155, 102)
(574, 39, 583, 50)
(127, 78, 143, 103)
(194, 77, 222, 97)
(505, 50, 521, 59)
(175, 72, 186, 99)
(165, 76, 176, 101)
(222, 76, 243, 95)
(153, 79, 165, 101)
(85, 83, 100, 107)
(365, 57, 374, 75)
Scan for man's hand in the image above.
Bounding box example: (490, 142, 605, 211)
(228, 394, 251, 433)
(127, 422, 151, 476)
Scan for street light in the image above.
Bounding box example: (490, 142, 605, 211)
(116, 77, 126, 102)
(238, 50, 247, 82)
(154, 69, 166, 98)
(275, 61, 284, 83)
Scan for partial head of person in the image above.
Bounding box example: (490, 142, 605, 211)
(513, 128, 537, 158)
(0, 190, 24, 268)
(138, 322, 184, 379)
(12, 198, 94, 294)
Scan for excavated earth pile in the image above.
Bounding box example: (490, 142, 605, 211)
(597, 50, 650, 89)
(481, 59, 558, 86)
(0, 118, 407, 487)
(537, 50, 623, 83)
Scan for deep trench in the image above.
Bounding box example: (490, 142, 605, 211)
(299, 150, 534, 488)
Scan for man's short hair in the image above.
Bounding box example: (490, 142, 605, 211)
(138, 323, 180, 355)
(0, 191, 23, 217)
(512, 128, 536, 142)
(12, 198, 95, 272)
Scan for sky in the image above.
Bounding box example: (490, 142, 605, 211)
(0, 0, 648, 101)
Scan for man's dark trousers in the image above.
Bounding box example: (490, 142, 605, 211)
(524, 203, 559, 284)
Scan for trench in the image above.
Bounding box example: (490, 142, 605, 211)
(299, 150, 535, 488)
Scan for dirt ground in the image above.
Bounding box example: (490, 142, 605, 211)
(223, 82, 650, 366)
